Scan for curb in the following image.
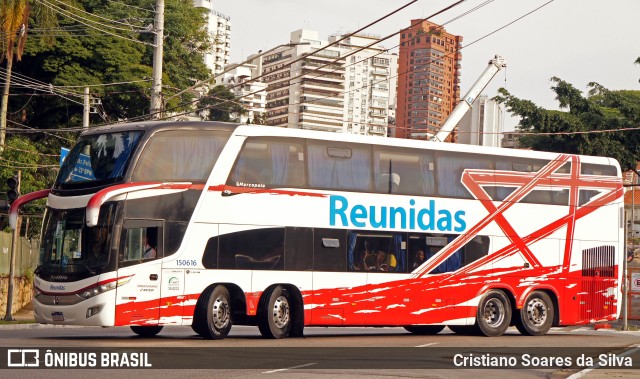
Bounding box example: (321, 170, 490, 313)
(0, 322, 88, 330)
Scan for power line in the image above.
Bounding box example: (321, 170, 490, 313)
(35, 0, 154, 46)
(233, 0, 421, 90)
(155, 0, 468, 123)
(285, 1, 555, 114)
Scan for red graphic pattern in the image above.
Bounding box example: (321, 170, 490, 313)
(116, 154, 622, 328)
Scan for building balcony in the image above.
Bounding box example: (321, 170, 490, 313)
(300, 96, 343, 108)
(370, 101, 387, 109)
(371, 58, 390, 67)
(372, 68, 389, 76)
(368, 125, 387, 135)
(301, 80, 343, 90)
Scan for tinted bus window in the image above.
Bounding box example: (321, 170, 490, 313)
(373, 147, 435, 196)
(347, 231, 407, 273)
(436, 152, 493, 199)
(307, 142, 372, 191)
(133, 130, 229, 182)
(218, 228, 285, 270)
(228, 138, 305, 188)
(314, 228, 347, 272)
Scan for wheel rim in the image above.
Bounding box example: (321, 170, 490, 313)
(525, 298, 547, 326)
(483, 298, 505, 327)
(272, 295, 290, 329)
(211, 295, 230, 330)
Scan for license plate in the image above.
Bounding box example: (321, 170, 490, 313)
(52, 312, 64, 321)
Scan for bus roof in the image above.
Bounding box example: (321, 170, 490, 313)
(80, 121, 242, 136)
(79, 121, 620, 174)
(232, 124, 621, 172)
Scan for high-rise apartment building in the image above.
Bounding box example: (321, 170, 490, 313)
(395, 20, 462, 140)
(216, 63, 267, 124)
(328, 33, 398, 136)
(193, 0, 231, 75)
(457, 95, 504, 147)
(248, 29, 397, 135)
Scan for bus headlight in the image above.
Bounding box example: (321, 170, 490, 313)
(79, 278, 129, 300)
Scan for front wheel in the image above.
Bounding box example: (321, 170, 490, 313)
(476, 290, 511, 337)
(515, 291, 554, 336)
(193, 285, 233, 339)
(130, 325, 163, 337)
(258, 285, 292, 339)
(404, 325, 445, 335)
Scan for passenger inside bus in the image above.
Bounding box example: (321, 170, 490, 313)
(143, 236, 157, 259)
(412, 249, 426, 269)
(376, 250, 397, 272)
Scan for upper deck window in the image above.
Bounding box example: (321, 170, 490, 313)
(57, 131, 143, 189)
(132, 130, 230, 182)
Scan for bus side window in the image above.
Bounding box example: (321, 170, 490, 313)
(307, 142, 372, 191)
(228, 139, 305, 189)
(120, 226, 161, 264)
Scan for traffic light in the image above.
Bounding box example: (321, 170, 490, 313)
(6, 173, 20, 205)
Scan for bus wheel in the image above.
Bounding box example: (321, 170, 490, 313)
(194, 285, 233, 339)
(130, 325, 163, 337)
(515, 291, 554, 336)
(258, 285, 292, 339)
(476, 290, 511, 337)
(404, 325, 445, 335)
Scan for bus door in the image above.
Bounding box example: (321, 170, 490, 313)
(116, 220, 163, 326)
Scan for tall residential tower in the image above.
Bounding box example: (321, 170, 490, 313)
(395, 20, 462, 140)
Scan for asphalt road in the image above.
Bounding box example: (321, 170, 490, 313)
(1, 324, 640, 378)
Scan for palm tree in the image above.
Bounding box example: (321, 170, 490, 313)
(0, 0, 57, 153)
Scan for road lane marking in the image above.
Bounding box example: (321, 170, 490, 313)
(415, 342, 439, 347)
(566, 344, 640, 379)
(262, 362, 317, 374)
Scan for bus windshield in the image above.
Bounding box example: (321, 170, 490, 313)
(56, 131, 143, 189)
(37, 204, 117, 280)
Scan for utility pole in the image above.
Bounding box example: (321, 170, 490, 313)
(83, 87, 90, 128)
(150, 0, 165, 119)
(3, 170, 21, 321)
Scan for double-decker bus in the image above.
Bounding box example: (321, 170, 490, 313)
(13, 121, 623, 338)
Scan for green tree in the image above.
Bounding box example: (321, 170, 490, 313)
(495, 77, 640, 171)
(0, 0, 59, 152)
(0, 136, 55, 237)
(251, 112, 267, 125)
(12, 0, 213, 126)
(198, 85, 247, 122)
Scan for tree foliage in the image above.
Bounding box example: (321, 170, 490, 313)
(495, 76, 640, 171)
(15, 0, 213, 126)
(198, 85, 247, 122)
(0, 0, 218, 229)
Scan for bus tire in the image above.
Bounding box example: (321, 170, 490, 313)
(404, 325, 445, 335)
(515, 291, 554, 336)
(258, 285, 292, 339)
(476, 290, 511, 337)
(130, 325, 163, 337)
(194, 285, 233, 340)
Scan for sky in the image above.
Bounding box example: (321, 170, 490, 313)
(212, 0, 640, 131)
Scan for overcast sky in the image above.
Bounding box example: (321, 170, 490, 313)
(213, 0, 640, 131)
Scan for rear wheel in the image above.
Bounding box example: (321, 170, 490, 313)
(130, 325, 163, 337)
(476, 290, 511, 337)
(193, 285, 233, 339)
(258, 285, 292, 339)
(515, 291, 554, 336)
(404, 325, 445, 335)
